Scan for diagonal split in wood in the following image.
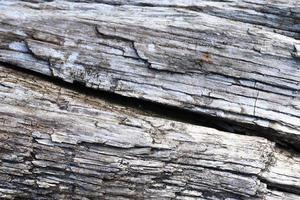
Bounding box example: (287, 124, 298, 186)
(0, 65, 300, 199)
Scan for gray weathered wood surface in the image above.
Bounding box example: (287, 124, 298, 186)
(0, 0, 300, 147)
(1, 0, 300, 199)
(1, 65, 300, 199)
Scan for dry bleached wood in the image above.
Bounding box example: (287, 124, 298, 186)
(0, 65, 300, 199)
(1, 1, 300, 199)
(0, 0, 300, 147)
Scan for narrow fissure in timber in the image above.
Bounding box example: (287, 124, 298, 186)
(1, 61, 300, 196)
(1, 61, 300, 154)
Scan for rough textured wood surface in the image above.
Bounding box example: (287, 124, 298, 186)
(0, 0, 300, 147)
(1, 65, 300, 199)
(1, 1, 300, 199)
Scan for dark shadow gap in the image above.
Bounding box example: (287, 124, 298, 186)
(266, 183, 300, 196)
(1, 61, 300, 154)
(1, 61, 300, 195)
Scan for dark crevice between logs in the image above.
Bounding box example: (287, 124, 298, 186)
(1, 61, 299, 154)
(266, 183, 300, 196)
(1, 61, 300, 195)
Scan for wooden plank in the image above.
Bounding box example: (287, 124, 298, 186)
(0, 0, 299, 147)
(0, 65, 299, 199)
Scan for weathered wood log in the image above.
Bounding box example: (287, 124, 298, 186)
(1, 1, 300, 199)
(0, 65, 300, 199)
(0, 0, 300, 148)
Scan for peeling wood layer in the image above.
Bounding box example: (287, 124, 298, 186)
(0, 0, 300, 148)
(0, 65, 300, 199)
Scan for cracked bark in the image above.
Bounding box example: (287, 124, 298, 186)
(0, 0, 300, 199)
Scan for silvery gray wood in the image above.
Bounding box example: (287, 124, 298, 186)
(0, 0, 299, 147)
(0, 65, 299, 199)
(1, 1, 300, 199)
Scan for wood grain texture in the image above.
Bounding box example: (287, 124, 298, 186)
(0, 0, 300, 147)
(0, 65, 300, 199)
